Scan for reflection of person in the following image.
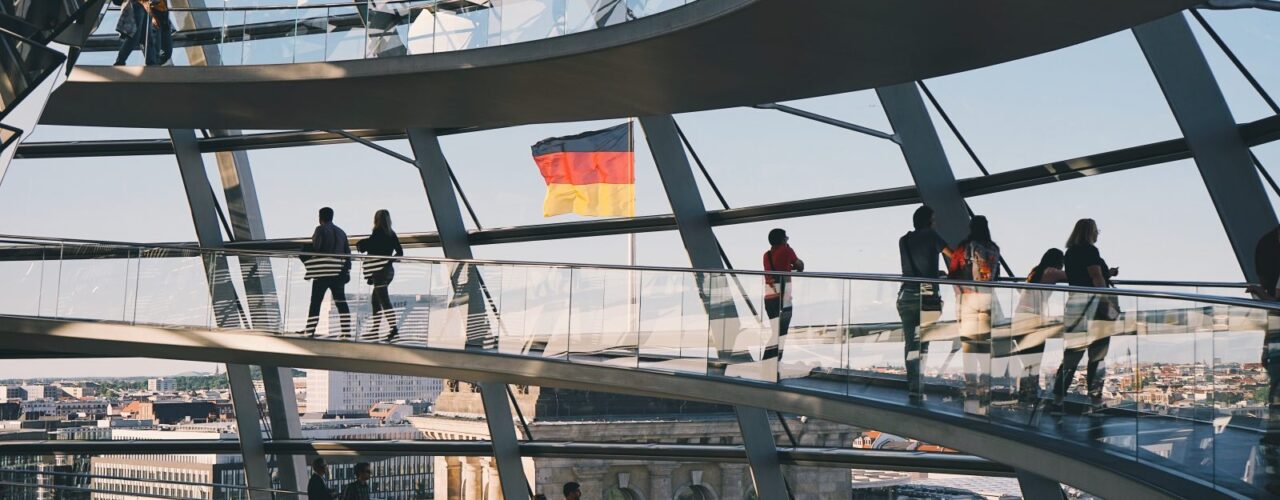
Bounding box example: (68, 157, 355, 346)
(948, 215, 1000, 415)
(307, 457, 333, 500)
(1246, 226, 1280, 495)
(357, 209, 404, 342)
(897, 205, 952, 401)
(1051, 219, 1119, 414)
(1002, 249, 1067, 405)
(341, 462, 372, 500)
(763, 228, 803, 362)
(304, 207, 353, 338)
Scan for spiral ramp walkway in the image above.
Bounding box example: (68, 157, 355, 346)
(38, 0, 1200, 129)
(0, 238, 1276, 499)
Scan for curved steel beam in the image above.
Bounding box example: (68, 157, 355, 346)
(39, 0, 1198, 129)
(0, 315, 1227, 500)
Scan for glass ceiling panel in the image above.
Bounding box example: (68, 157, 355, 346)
(921, 30, 1182, 174)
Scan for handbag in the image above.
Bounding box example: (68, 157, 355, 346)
(903, 236, 943, 311)
(1095, 292, 1121, 321)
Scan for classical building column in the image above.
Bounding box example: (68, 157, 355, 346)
(647, 463, 679, 500)
(483, 458, 502, 500)
(445, 458, 462, 500)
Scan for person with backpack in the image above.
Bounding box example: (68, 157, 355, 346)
(763, 228, 804, 365)
(303, 207, 353, 339)
(948, 215, 1000, 415)
(897, 206, 952, 402)
(1050, 218, 1120, 415)
(1002, 248, 1067, 407)
(144, 0, 173, 66)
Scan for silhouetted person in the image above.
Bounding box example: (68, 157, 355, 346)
(308, 457, 333, 500)
(563, 481, 581, 500)
(304, 207, 352, 338)
(534, 495, 548, 500)
(114, 0, 150, 66)
(341, 462, 371, 500)
(1004, 248, 1067, 406)
(1051, 218, 1120, 414)
(144, 0, 172, 66)
(763, 228, 804, 364)
(949, 215, 1000, 415)
(1246, 225, 1280, 495)
(357, 209, 404, 342)
(897, 205, 952, 401)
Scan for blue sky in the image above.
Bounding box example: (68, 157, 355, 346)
(0, 9, 1276, 378)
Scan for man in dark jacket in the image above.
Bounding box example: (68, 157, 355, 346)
(304, 207, 352, 338)
(307, 457, 333, 500)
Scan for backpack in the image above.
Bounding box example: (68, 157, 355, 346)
(948, 243, 975, 281)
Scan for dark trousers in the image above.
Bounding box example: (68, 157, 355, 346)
(146, 14, 172, 65)
(897, 288, 926, 395)
(1053, 337, 1111, 402)
(114, 4, 149, 65)
(305, 276, 350, 337)
(762, 297, 791, 360)
(369, 285, 399, 340)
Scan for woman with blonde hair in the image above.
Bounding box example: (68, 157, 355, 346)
(1050, 218, 1120, 414)
(357, 209, 404, 342)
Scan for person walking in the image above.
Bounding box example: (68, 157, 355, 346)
(1050, 218, 1120, 414)
(113, 0, 150, 66)
(948, 215, 1000, 415)
(1002, 248, 1067, 407)
(763, 228, 804, 368)
(1246, 225, 1280, 495)
(341, 462, 372, 500)
(144, 0, 173, 66)
(356, 209, 404, 342)
(304, 207, 353, 338)
(307, 457, 333, 500)
(897, 205, 952, 402)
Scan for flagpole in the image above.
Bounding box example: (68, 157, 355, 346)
(627, 119, 639, 341)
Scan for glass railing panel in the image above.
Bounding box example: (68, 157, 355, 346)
(325, 6, 367, 61)
(846, 279, 910, 401)
(132, 247, 213, 329)
(498, 0, 562, 45)
(52, 244, 132, 323)
(362, 1, 412, 58)
(1217, 303, 1278, 497)
(403, 4, 437, 55)
(567, 266, 639, 368)
(636, 269, 708, 375)
(292, 7, 330, 63)
(917, 282, 964, 413)
(1131, 293, 1205, 479)
(0, 243, 51, 317)
(242, 6, 298, 64)
(499, 264, 571, 359)
(216, 9, 247, 65)
(771, 276, 846, 392)
(991, 284, 1067, 426)
(634, 0, 686, 18)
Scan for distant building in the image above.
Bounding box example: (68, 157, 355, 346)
(306, 370, 441, 417)
(0, 385, 26, 400)
(19, 385, 60, 401)
(58, 385, 97, 399)
(20, 400, 109, 419)
(147, 378, 177, 393)
(129, 401, 218, 425)
(411, 381, 855, 500)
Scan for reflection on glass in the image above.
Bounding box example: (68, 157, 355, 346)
(5, 236, 1280, 495)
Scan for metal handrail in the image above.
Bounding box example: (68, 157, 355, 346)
(0, 232, 1271, 312)
(0, 479, 204, 500)
(106, 0, 440, 12)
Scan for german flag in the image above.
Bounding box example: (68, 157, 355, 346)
(531, 123, 634, 217)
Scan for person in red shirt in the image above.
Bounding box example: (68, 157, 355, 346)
(763, 229, 804, 362)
